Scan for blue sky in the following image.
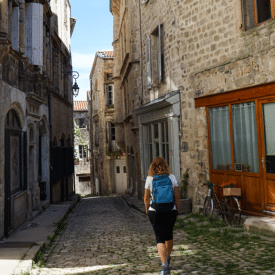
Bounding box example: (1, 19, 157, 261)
(70, 0, 113, 100)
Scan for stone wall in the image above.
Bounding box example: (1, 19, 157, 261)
(91, 55, 115, 195)
(74, 110, 91, 195)
(111, 0, 275, 208)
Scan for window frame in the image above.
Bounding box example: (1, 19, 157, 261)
(105, 84, 114, 106)
(207, 100, 260, 173)
(78, 118, 85, 128)
(243, 0, 275, 30)
(143, 119, 170, 175)
(79, 145, 87, 159)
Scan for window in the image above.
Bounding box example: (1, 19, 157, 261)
(79, 118, 85, 128)
(79, 176, 90, 182)
(144, 120, 169, 173)
(116, 166, 120, 173)
(145, 21, 163, 89)
(95, 124, 99, 146)
(209, 102, 259, 172)
(123, 166, 127, 173)
(106, 73, 113, 81)
(79, 145, 88, 159)
(243, 0, 273, 30)
(106, 84, 114, 106)
(107, 122, 119, 152)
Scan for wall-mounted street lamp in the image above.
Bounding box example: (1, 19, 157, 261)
(72, 71, 80, 97)
(62, 70, 80, 97)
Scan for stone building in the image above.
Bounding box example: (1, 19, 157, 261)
(110, 0, 275, 216)
(0, 0, 75, 239)
(73, 100, 91, 195)
(89, 51, 127, 195)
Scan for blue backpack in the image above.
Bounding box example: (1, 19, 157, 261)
(151, 174, 175, 212)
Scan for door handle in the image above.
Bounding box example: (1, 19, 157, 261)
(262, 157, 265, 169)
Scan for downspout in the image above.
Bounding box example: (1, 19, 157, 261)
(71, 63, 75, 195)
(48, 15, 53, 204)
(138, 0, 144, 105)
(89, 78, 95, 195)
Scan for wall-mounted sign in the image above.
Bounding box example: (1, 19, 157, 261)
(235, 163, 242, 172)
(74, 159, 79, 165)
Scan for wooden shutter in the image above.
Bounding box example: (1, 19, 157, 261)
(158, 20, 162, 83)
(145, 36, 152, 89)
(242, 0, 255, 30)
(105, 85, 109, 106)
(112, 85, 115, 105)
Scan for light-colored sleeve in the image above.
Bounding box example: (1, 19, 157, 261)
(145, 176, 153, 189)
(169, 174, 179, 187)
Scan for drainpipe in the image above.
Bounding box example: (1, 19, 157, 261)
(89, 78, 95, 195)
(48, 15, 53, 204)
(138, 0, 144, 105)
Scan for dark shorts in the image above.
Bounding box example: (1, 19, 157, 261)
(148, 210, 178, 244)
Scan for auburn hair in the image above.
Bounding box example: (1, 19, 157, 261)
(148, 157, 170, 176)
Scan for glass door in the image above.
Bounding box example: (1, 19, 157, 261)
(259, 100, 275, 213)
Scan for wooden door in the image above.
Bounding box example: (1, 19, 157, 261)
(259, 99, 275, 214)
(114, 160, 127, 194)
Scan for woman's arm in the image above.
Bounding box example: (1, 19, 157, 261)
(144, 188, 150, 214)
(173, 186, 180, 213)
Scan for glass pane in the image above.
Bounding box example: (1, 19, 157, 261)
(256, 0, 271, 24)
(148, 125, 152, 143)
(232, 102, 259, 173)
(263, 103, 275, 173)
(154, 124, 158, 139)
(209, 106, 232, 170)
(162, 144, 166, 159)
(116, 166, 120, 173)
(149, 144, 153, 164)
(123, 166, 126, 173)
(161, 122, 165, 142)
(165, 121, 168, 142)
(166, 144, 169, 165)
(155, 142, 160, 157)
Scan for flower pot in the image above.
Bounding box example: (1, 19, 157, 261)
(178, 198, 192, 214)
(223, 187, 241, 197)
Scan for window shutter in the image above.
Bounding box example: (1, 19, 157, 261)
(112, 85, 115, 105)
(141, 0, 149, 4)
(11, 7, 19, 51)
(105, 85, 109, 106)
(145, 36, 152, 89)
(158, 20, 162, 83)
(242, 0, 255, 30)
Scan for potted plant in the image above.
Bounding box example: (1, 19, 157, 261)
(243, 163, 250, 172)
(178, 169, 192, 214)
(221, 181, 241, 197)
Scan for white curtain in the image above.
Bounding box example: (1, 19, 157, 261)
(209, 106, 232, 170)
(232, 102, 259, 173)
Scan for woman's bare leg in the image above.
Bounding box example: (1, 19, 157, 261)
(157, 243, 168, 263)
(165, 239, 173, 257)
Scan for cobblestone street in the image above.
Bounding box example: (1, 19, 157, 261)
(31, 195, 275, 275)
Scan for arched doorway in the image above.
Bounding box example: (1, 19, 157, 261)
(4, 109, 26, 237)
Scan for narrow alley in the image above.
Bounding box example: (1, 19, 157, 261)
(30, 196, 275, 275)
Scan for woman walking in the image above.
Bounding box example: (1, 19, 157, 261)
(144, 157, 180, 275)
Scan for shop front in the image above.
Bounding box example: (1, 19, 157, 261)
(195, 82, 275, 216)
